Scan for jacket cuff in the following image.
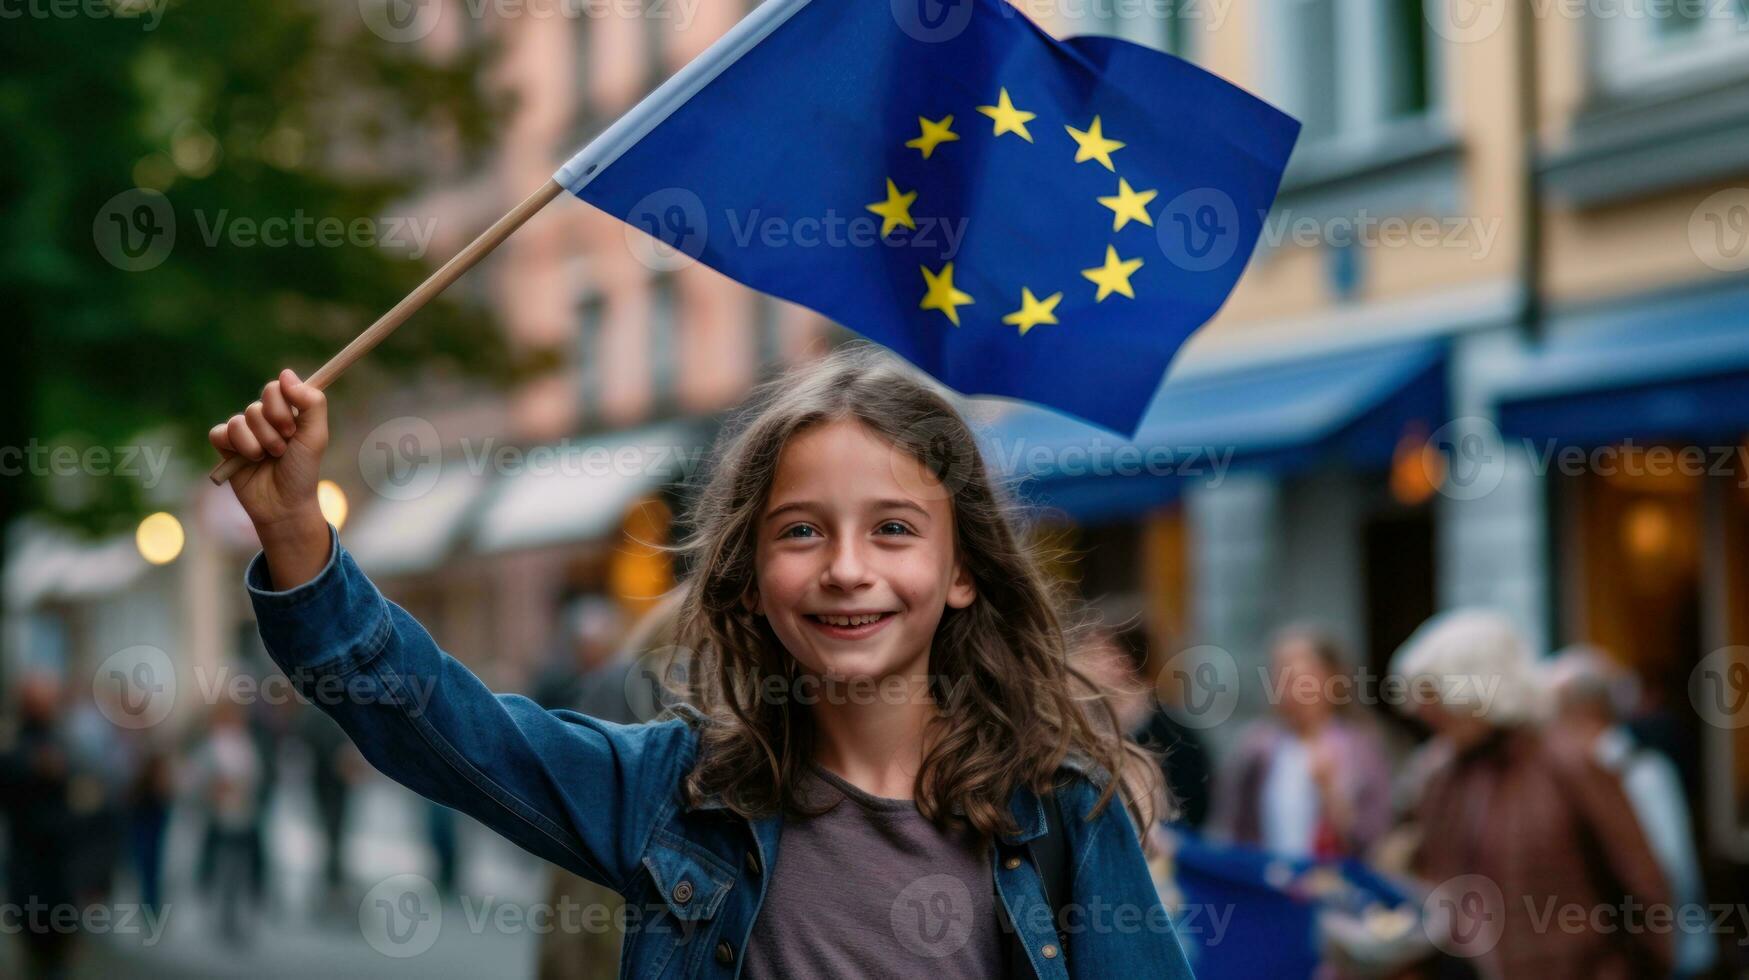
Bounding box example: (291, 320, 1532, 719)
(245, 524, 389, 675)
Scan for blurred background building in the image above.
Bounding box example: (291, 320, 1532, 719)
(4, 0, 1749, 976)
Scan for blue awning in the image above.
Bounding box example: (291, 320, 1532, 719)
(978, 337, 1449, 523)
(1496, 282, 1749, 446)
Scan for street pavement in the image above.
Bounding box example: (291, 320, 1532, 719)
(4, 762, 555, 979)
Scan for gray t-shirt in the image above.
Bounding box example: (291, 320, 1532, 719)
(743, 767, 1003, 979)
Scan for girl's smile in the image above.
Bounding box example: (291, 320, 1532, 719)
(805, 609, 898, 640)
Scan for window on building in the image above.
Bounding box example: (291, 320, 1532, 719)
(649, 273, 678, 414)
(1597, 0, 1749, 88)
(576, 293, 605, 420)
(1269, 0, 1439, 150)
(1072, 0, 1202, 59)
(752, 294, 781, 376)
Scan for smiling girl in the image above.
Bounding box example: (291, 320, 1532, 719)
(210, 344, 1193, 978)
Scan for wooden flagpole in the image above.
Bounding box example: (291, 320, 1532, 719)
(209, 0, 813, 485)
(207, 179, 563, 485)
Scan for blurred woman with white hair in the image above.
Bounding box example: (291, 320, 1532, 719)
(1389, 610, 1673, 980)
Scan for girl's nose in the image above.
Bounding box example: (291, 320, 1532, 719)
(821, 538, 874, 591)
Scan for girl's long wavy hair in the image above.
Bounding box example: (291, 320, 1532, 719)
(674, 344, 1163, 840)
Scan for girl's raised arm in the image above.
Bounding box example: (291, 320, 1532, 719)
(211, 370, 689, 893)
(246, 522, 693, 894)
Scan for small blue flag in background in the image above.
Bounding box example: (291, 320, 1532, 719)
(563, 0, 1299, 435)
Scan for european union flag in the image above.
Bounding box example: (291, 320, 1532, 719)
(559, 0, 1299, 435)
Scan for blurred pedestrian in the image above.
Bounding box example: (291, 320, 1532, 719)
(124, 740, 174, 914)
(1391, 610, 1673, 980)
(298, 700, 360, 916)
(530, 595, 626, 713)
(536, 589, 680, 980)
(1080, 622, 1212, 829)
(1213, 626, 1392, 860)
(1546, 645, 1714, 977)
(187, 696, 264, 945)
(0, 672, 87, 980)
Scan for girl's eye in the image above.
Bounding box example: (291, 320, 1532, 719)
(779, 524, 819, 540)
(877, 521, 915, 536)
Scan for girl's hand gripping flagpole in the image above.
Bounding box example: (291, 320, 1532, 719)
(208, 0, 811, 486)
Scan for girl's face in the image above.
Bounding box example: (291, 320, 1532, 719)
(752, 418, 976, 684)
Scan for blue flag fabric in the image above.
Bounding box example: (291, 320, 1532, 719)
(1167, 831, 1413, 978)
(567, 0, 1299, 435)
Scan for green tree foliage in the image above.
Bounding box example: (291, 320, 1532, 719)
(0, 0, 509, 536)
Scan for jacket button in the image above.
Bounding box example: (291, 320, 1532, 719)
(673, 880, 694, 904)
(715, 940, 735, 964)
(1003, 855, 1022, 870)
(745, 850, 761, 876)
(1042, 943, 1059, 959)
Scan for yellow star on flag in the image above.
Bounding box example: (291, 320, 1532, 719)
(1067, 116, 1125, 171)
(920, 262, 974, 326)
(1082, 246, 1144, 301)
(866, 179, 918, 238)
(1002, 287, 1063, 337)
(977, 88, 1036, 142)
(1098, 178, 1158, 232)
(906, 115, 960, 159)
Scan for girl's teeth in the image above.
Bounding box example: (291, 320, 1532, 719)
(820, 613, 884, 626)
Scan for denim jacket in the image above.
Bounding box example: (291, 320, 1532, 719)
(246, 528, 1195, 979)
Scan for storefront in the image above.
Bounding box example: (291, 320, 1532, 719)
(979, 336, 1452, 725)
(338, 419, 709, 679)
(1496, 279, 1749, 869)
